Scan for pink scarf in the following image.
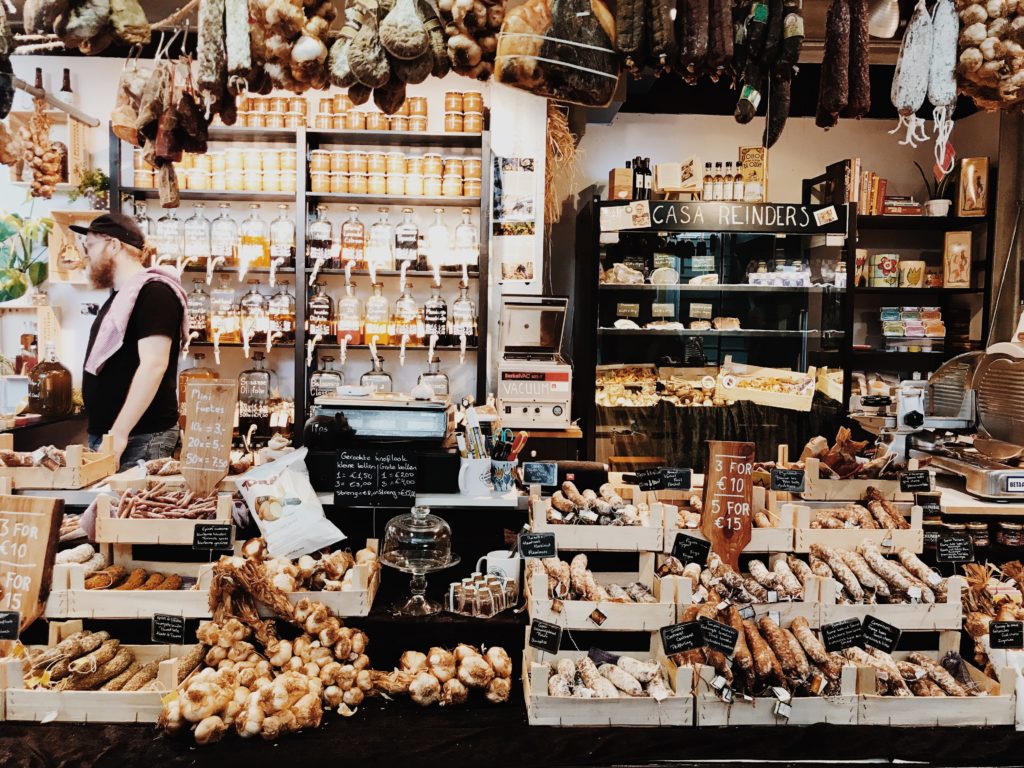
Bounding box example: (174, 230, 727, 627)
(84, 266, 188, 375)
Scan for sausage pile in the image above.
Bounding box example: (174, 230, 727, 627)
(527, 554, 659, 603)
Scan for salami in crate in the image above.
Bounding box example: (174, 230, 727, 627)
(529, 482, 665, 552)
(785, 494, 924, 553)
(0, 620, 199, 723)
(526, 553, 675, 631)
(800, 458, 917, 503)
(93, 489, 234, 546)
(0, 434, 117, 490)
(523, 630, 693, 726)
(664, 486, 796, 555)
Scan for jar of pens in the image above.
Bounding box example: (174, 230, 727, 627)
(456, 407, 529, 496)
(491, 428, 528, 493)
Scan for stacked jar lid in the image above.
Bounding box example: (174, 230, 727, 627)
(236, 95, 308, 129)
(310, 149, 482, 198)
(133, 148, 298, 192)
(444, 91, 484, 133)
(312, 93, 429, 132)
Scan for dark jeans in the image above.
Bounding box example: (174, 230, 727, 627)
(89, 427, 179, 472)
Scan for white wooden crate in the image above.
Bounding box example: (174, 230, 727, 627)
(94, 493, 233, 546)
(694, 663, 859, 725)
(523, 634, 694, 726)
(800, 458, 916, 503)
(716, 360, 816, 412)
(855, 636, 1015, 727)
(529, 497, 665, 552)
(261, 541, 382, 618)
(789, 502, 924, 553)
(1, 620, 188, 723)
(527, 553, 676, 631)
(665, 491, 796, 555)
(819, 576, 964, 631)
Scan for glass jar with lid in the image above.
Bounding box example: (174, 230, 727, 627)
(239, 280, 269, 346)
(27, 342, 72, 417)
(366, 207, 396, 272)
(395, 208, 419, 266)
(360, 354, 393, 393)
(187, 280, 211, 343)
(307, 281, 335, 339)
(311, 356, 344, 399)
(178, 353, 216, 428)
(337, 281, 364, 346)
(239, 204, 270, 271)
(183, 202, 211, 270)
(364, 282, 391, 345)
(210, 204, 237, 269)
(268, 282, 296, 344)
(418, 357, 449, 396)
(307, 205, 336, 270)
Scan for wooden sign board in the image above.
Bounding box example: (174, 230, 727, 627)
(0, 494, 63, 638)
(701, 441, 755, 571)
(182, 380, 237, 497)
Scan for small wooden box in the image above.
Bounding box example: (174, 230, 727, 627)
(800, 458, 917, 503)
(529, 486, 665, 552)
(94, 492, 233, 546)
(0, 433, 117, 490)
(819, 575, 964, 631)
(789, 501, 924, 553)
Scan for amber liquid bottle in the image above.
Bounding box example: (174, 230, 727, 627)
(27, 343, 72, 417)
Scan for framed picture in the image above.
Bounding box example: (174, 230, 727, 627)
(944, 231, 972, 288)
(957, 157, 989, 217)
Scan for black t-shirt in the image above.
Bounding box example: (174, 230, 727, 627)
(83, 281, 182, 436)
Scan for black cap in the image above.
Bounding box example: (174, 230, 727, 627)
(69, 213, 146, 250)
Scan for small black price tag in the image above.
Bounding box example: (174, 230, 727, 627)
(915, 492, 942, 517)
(861, 615, 902, 654)
(770, 468, 806, 493)
(699, 616, 739, 656)
(528, 619, 562, 654)
(821, 618, 864, 653)
(900, 470, 932, 493)
(635, 468, 666, 492)
(151, 613, 186, 644)
(661, 467, 693, 491)
(990, 621, 1024, 649)
(519, 532, 557, 559)
(0, 610, 20, 640)
(660, 621, 703, 655)
(192, 523, 233, 551)
(936, 533, 974, 563)
(672, 533, 711, 565)
(522, 462, 558, 487)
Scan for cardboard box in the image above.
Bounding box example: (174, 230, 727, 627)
(739, 146, 766, 202)
(609, 167, 634, 200)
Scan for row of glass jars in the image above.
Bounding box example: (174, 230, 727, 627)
(310, 171, 478, 198)
(307, 206, 479, 272)
(307, 281, 477, 348)
(310, 354, 451, 397)
(310, 151, 482, 178)
(318, 94, 429, 117)
(187, 279, 297, 346)
(312, 112, 428, 132)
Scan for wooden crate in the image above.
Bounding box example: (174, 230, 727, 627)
(675, 561, 823, 628)
(716, 359, 816, 412)
(527, 553, 676, 631)
(0, 433, 117, 490)
(665, 488, 795, 555)
(695, 663, 859, 725)
(523, 634, 694, 726)
(265, 540, 382, 619)
(94, 492, 233, 546)
(819, 576, 964, 631)
(789, 501, 924, 553)
(529, 496, 665, 552)
(106, 466, 240, 493)
(800, 458, 917, 502)
(855, 635, 1015, 727)
(0, 620, 188, 724)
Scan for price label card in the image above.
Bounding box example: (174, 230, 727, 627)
(701, 440, 755, 570)
(518, 532, 557, 559)
(0, 610, 21, 640)
(522, 462, 558, 487)
(335, 448, 418, 508)
(822, 618, 864, 653)
(915, 492, 942, 517)
(900, 470, 932, 493)
(661, 467, 693, 491)
(861, 615, 902, 654)
(651, 303, 676, 319)
(660, 621, 703, 655)
(616, 303, 640, 318)
(151, 613, 186, 644)
(936, 533, 974, 563)
(528, 620, 562, 654)
(698, 617, 739, 656)
(635, 468, 666, 492)
(690, 303, 713, 320)
(193, 523, 233, 551)
(989, 621, 1024, 649)
(672, 533, 711, 565)
(770, 468, 805, 493)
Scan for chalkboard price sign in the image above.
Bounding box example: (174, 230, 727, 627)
(522, 462, 558, 487)
(335, 449, 418, 508)
(862, 615, 902, 654)
(698, 617, 739, 656)
(672, 533, 711, 565)
(0, 610, 20, 640)
(182, 381, 237, 496)
(770, 468, 806, 493)
(519, 532, 557, 559)
(529, 619, 562, 654)
(822, 618, 864, 653)
(990, 621, 1024, 649)
(152, 613, 186, 644)
(193, 523, 233, 551)
(635, 468, 666, 492)
(936, 533, 974, 563)
(660, 621, 703, 655)
(900, 470, 932, 493)
(661, 468, 693, 491)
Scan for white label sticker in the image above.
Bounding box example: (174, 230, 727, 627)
(908, 586, 922, 602)
(814, 205, 839, 226)
(767, 590, 779, 604)
(927, 572, 942, 586)
(1007, 476, 1024, 493)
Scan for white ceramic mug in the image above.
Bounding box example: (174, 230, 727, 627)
(458, 457, 493, 495)
(475, 549, 521, 592)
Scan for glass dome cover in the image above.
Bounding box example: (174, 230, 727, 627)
(380, 505, 452, 572)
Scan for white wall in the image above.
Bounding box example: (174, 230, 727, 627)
(1, 56, 548, 407)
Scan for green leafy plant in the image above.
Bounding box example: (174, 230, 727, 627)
(67, 168, 109, 204)
(0, 212, 52, 301)
(914, 162, 956, 202)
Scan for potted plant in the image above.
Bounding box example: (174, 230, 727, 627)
(914, 162, 955, 217)
(68, 168, 110, 210)
(0, 212, 51, 302)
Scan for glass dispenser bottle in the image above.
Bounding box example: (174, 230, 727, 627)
(425, 208, 450, 271)
(337, 281, 364, 346)
(423, 283, 448, 345)
(269, 204, 295, 269)
(182, 202, 211, 270)
(341, 206, 366, 269)
(155, 209, 182, 266)
(418, 357, 449, 396)
(453, 208, 478, 269)
(360, 354, 393, 393)
(268, 282, 296, 344)
(239, 280, 269, 346)
(307, 281, 335, 338)
(187, 280, 211, 343)
(366, 207, 395, 271)
(239, 203, 270, 270)
(133, 200, 153, 236)
(364, 282, 391, 345)
(392, 282, 423, 345)
(178, 352, 216, 428)
(450, 282, 477, 345)
(310, 356, 344, 398)
(27, 343, 72, 417)
(210, 203, 238, 269)
(210, 279, 241, 343)
(238, 351, 272, 443)
(307, 205, 336, 270)
(395, 207, 419, 267)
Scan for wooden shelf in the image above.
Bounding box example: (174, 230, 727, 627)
(314, 268, 479, 279)
(598, 284, 843, 293)
(850, 349, 966, 370)
(122, 187, 295, 203)
(314, 343, 478, 351)
(207, 127, 300, 142)
(598, 328, 843, 339)
(306, 130, 483, 148)
(852, 287, 983, 296)
(306, 192, 480, 208)
(857, 215, 988, 231)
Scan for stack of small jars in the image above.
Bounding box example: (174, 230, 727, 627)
(312, 93, 429, 132)
(309, 150, 483, 198)
(133, 148, 299, 193)
(444, 91, 484, 133)
(236, 95, 308, 129)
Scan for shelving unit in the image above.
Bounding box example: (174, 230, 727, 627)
(109, 124, 491, 442)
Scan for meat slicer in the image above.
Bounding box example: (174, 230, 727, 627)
(851, 348, 1024, 500)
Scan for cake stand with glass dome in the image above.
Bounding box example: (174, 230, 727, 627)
(380, 505, 460, 616)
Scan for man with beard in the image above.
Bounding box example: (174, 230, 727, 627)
(70, 214, 187, 469)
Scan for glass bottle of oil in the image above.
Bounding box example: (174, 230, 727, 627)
(238, 351, 272, 443)
(341, 206, 366, 270)
(187, 280, 211, 343)
(337, 281, 364, 346)
(392, 282, 423, 345)
(239, 280, 269, 347)
(360, 354, 392, 393)
(364, 282, 391, 346)
(239, 203, 270, 271)
(210, 279, 241, 343)
(210, 203, 238, 268)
